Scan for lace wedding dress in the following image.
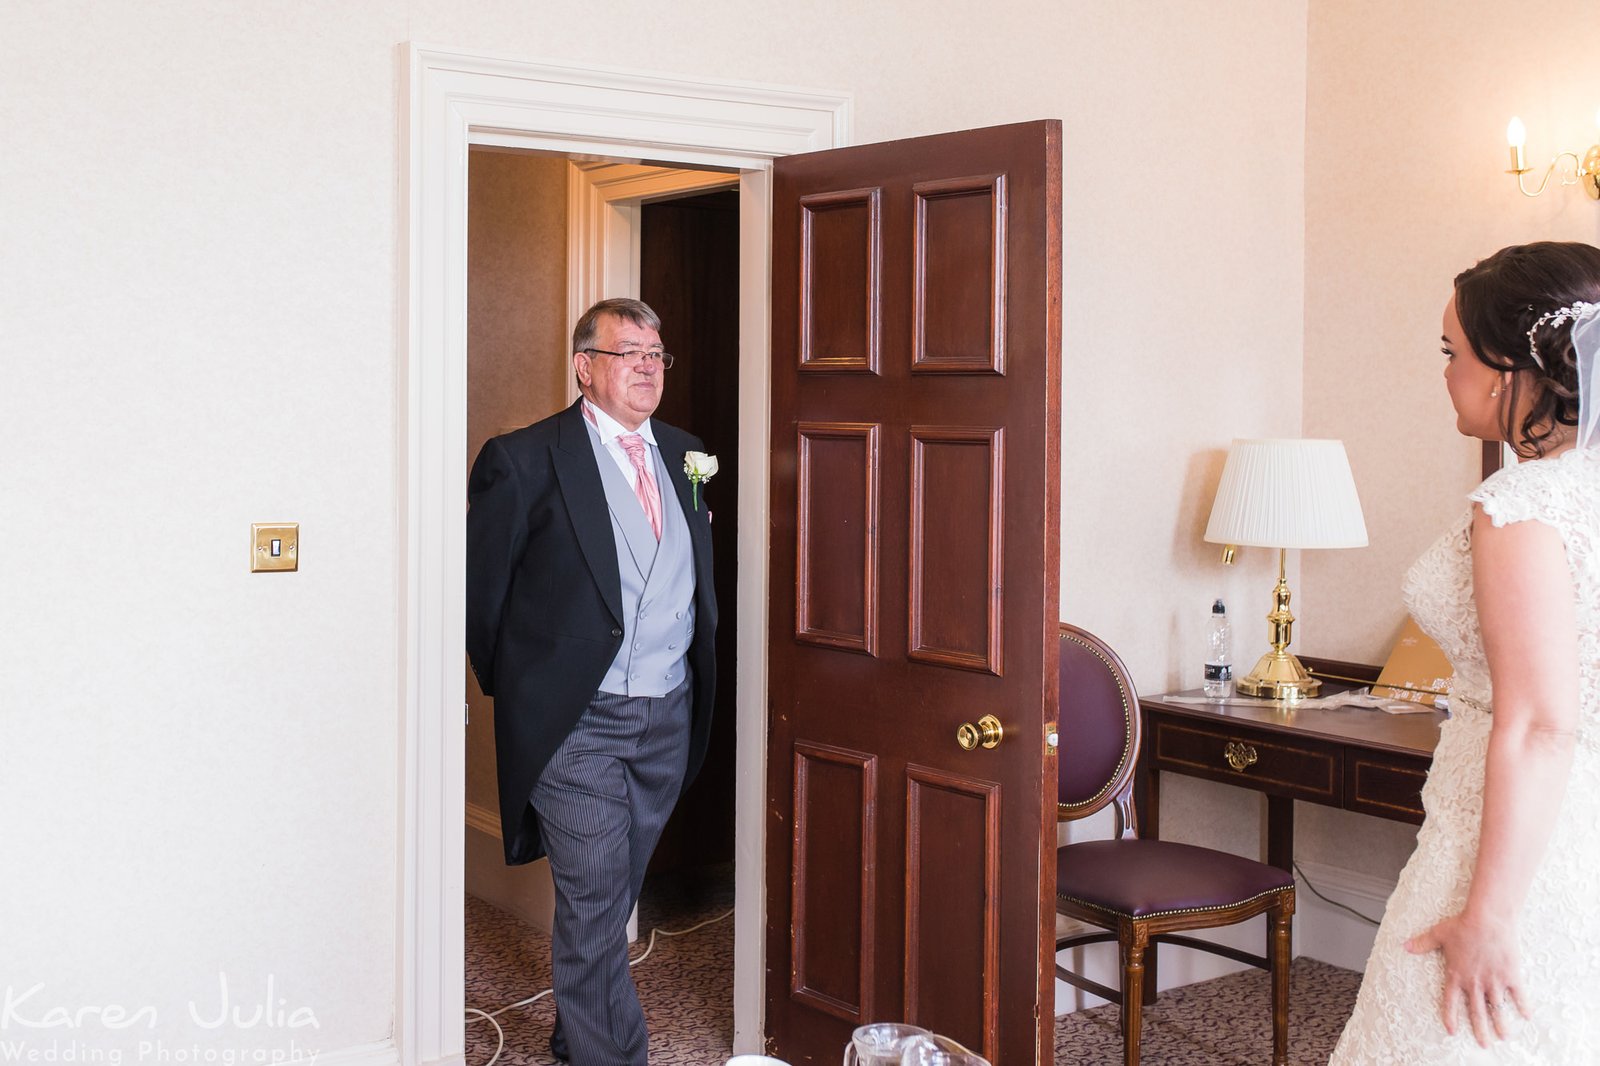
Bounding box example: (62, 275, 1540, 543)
(1330, 449, 1600, 1064)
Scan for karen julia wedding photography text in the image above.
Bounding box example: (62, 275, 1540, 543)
(1, 973, 321, 1066)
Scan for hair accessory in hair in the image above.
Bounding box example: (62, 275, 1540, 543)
(1527, 301, 1600, 369)
(1571, 304, 1600, 451)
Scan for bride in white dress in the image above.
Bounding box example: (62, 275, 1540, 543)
(1331, 242, 1600, 1064)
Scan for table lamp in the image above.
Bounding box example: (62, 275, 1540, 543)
(1203, 439, 1368, 700)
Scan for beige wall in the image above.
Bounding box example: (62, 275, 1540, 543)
(465, 148, 570, 815)
(1053, 4, 1307, 683)
(1303, 0, 1600, 664)
(1295, 0, 1600, 891)
(3, 0, 1309, 1055)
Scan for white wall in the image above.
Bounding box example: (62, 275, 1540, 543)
(2, 2, 403, 1060)
(1049, 0, 1312, 1003)
(3, 0, 1309, 1058)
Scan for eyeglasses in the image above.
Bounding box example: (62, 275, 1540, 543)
(582, 347, 675, 369)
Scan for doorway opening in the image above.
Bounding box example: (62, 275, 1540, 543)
(462, 149, 742, 1061)
(401, 47, 851, 1066)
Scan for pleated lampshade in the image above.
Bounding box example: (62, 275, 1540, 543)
(1204, 439, 1368, 550)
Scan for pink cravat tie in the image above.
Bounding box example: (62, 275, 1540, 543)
(618, 433, 663, 541)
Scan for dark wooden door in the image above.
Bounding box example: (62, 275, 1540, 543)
(642, 189, 741, 873)
(766, 121, 1062, 1065)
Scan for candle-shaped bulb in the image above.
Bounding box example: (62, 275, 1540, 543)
(1507, 116, 1527, 172)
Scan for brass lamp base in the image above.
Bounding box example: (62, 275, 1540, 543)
(1236, 649, 1321, 701)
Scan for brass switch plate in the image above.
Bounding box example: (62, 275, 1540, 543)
(251, 523, 299, 572)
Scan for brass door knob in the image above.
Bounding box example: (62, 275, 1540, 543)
(1224, 740, 1259, 772)
(956, 714, 1005, 750)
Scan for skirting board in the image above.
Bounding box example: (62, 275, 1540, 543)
(464, 802, 556, 935)
(463, 802, 640, 941)
(1292, 858, 1394, 973)
(1053, 860, 1397, 1015)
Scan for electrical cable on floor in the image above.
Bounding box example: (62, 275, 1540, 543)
(1293, 861, 1381, 927)
(463, 1007, 506, 1066)
(465, 905, 736, 1066)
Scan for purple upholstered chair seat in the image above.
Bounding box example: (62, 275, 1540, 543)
(1058, 838, 1295, 919)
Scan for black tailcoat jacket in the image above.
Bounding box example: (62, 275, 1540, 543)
(465, 399, 718, 865)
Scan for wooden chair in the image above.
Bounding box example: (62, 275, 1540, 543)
(1053, 624, 1295, 1066)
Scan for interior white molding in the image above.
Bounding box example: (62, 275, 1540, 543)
(565, 162, 739, 405)
(403, 44, 850, 1066)
(573, 161, 739, 200)
(1294, 858, 1398, 908)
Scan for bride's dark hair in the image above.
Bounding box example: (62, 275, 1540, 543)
(1454, 241, 1600, 457)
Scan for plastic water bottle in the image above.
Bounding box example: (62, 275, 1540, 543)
(1204, 599, 1233, 698)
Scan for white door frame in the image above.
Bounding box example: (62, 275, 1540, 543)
(401, 44, 851, 1066)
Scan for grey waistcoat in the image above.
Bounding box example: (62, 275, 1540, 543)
(587, 426, 696, 697)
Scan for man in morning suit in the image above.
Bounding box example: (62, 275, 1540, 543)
(465, 298, 717, 1065)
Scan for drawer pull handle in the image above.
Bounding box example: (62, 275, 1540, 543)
(1224, 741, 1259, 772)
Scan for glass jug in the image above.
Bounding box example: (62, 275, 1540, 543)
(843, 1023, 932, 1066)
(898, 1034, 991, 1066)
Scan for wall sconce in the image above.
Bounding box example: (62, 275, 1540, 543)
(1505, 114, 1600, 199)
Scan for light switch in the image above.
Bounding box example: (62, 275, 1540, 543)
(252, 523, 299, 572)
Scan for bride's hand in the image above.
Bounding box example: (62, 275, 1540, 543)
(1406, 912, 1530, 1047)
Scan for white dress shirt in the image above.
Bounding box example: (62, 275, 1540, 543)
(581, 399, 659, 494)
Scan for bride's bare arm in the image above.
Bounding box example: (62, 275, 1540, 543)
(1406, 504, 1580, 1047)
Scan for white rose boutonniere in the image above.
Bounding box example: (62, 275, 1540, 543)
(683, 451, 718, 511)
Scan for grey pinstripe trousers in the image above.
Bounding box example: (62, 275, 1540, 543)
(529, 676, 692, 1066)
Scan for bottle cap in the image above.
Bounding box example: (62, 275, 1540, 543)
(1212, 599, 1226, 614)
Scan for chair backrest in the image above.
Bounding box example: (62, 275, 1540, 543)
(1057, 624, 1142, 834)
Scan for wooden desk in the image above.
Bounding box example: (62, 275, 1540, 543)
(1137, 685, 1444, 872)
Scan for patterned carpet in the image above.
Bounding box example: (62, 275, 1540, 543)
(1051, 958, 1360, 1064)
(466, 868, 737, 1066)
(465, 869, 1361, 1065)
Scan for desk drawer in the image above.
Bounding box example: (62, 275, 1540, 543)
(1150, 720, 1341, 804)
(1345, 754, 1428, 824)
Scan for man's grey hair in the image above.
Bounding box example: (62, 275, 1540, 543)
(572, 298, 662, 355)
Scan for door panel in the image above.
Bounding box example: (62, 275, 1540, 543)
(799, 188, 882, 372)
(768, 120, 1061, 1066)
(795, 422, 881, 654)
(790, 742, 879, 1022)
(912, 174, 1006, 373)
(904, 766, 1001, 1053)
(908, 427, 1004, 673)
